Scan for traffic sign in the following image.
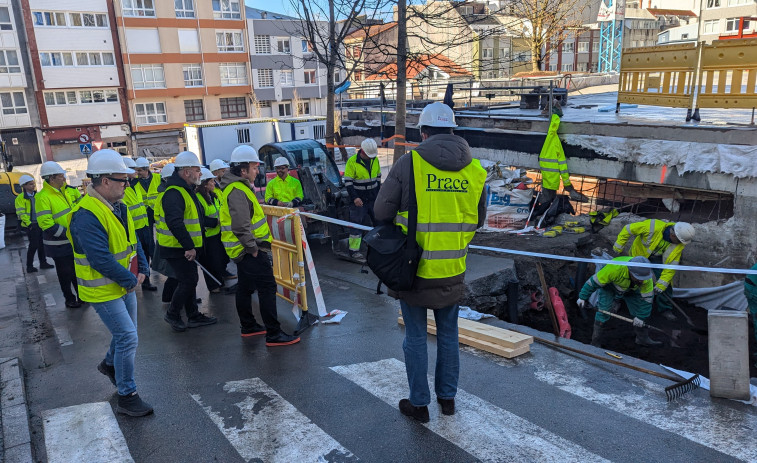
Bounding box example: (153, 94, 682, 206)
(78, 133, 90, 143)
(80, 143, 92, 155)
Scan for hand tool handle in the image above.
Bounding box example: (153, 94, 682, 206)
(195, 260, 223, 287)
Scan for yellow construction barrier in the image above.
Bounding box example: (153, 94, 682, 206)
(617, 43, 698, 108)
(697, 38, 757, 109)
(262, 205, 309, 314)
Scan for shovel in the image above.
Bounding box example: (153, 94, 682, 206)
(658, 292, 708, 335)
(596, 309, 683, 348)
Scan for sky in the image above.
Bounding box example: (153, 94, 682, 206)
(244, 0, 297, 17)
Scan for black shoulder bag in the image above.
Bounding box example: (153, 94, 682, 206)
(364, 156, 422, 292)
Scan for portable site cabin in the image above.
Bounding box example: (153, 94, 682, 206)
(277, 117, 327, 144)
(184, 118, 279, 165)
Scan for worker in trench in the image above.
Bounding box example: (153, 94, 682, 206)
(577, 256, 662, 348)
(744, 262, 757, 368)
(265, 157, 304, 208)
(612, 219, 695, 321)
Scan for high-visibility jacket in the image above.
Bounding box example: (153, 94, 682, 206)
(67, 195, 137, 303)
(35, 181, 73, 249)
(343, 154, 381, 201)
(198, 193, 221, 237)
(578, 256, 654, 303)
(220, 182, 271, 259)
(613, 219, 684, 292)
(65, 185, 82, 205)
(265, 175, 304, 205)
(134, 173, 161, 209)
(154, 186, 202, 248)
(14, 192, 32, 227)
(539, 114, 571, 190)
(123, 186, 148, 230)
(394, 151, 486, 279)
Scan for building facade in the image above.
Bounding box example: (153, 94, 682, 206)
(700, 0, 756, 42)
(113, 0, 254, 158)
(545, 28, 600, 73)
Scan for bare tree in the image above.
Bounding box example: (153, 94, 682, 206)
(292, 89, 302, 116)
(249, 91, 262, 119)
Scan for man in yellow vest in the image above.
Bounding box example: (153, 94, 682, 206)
(36, 161, 82, 308)
(343, 138, 381, 261)
(123, 157, 158, 291)
(156, 151, 217, 332)
(64, 182, 83, 205)
(209, 158, 229, 188)
(16, 174, 54, 273)
(134, 157, 160, 261)
(265, 157, 303, 207)
(220, 145, 300, 346)
(69, 149, 153, 417)
(613, 219, 695, 321)
(375, 102, 487, 423)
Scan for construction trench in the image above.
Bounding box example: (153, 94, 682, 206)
(341, 90, 757, 383)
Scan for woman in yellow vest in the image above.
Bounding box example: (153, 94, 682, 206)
(196, 168, 226, 293)
(68, 149, 153, 417)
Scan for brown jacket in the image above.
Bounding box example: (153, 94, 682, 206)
(219, 170, 268, 261)
(373, 134, 487, 309)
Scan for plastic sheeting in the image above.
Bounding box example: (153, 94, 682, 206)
(672, 281, 748, 312)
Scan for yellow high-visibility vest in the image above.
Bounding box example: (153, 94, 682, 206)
(154, 186, 202, 248)
(395, 151, 486, 279)
(198, 193, 221, 237)
(343, 154, 381, 194)
(14, 193, 31, 227)
(134, 173, 161, 209)
(220, 182, 271, 259)
(265, 175, 304, 204)
(123, 186, 148, 230)
(613, 219, 685, 292)
(35, 181, 73, 247)
(65, 185, 82, 205)
(539, 114, 571, 190)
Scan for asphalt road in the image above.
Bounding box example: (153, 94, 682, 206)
(17, 241, 757, 463)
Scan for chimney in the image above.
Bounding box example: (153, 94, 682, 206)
(261, 11, 267, 19)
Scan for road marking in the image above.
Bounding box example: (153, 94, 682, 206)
(54, 327, 73, 347)
(331, 358, 609, 463)
(192, 378, 358, 462)
(42, 402, 133, 463)
(37, 275, 47, 284)
(43, 293, 55, 307)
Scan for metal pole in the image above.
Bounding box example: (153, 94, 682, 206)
(469, 78, 473, 107)
(548, 80, 553, 116)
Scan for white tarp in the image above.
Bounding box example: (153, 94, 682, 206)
(672, 281, 748, 312)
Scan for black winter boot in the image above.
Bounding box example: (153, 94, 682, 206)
(116, 392, 154, 417)
(590, 321, 605, 347)
(634, 326, 663, 347)
(399, 399, 429, 423)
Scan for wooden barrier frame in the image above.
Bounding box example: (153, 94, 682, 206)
(697, 38, 757, 109)
(262, 205, 309, 314)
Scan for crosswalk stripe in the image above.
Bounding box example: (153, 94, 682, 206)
(191, 378, 358, 462)
(42, 402, 133, 463)
(331, 358, 610, 463)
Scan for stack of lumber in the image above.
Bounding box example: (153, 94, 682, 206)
(398, 310, 533, 359)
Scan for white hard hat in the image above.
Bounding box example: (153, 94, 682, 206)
(361, 138, 378, 158)
(122, 157, 137, 168)
(135, 157, 151, 168)
(628, 256, 652, 280)
(40, 161, 66, 177)
(160, 163, 175, 179)
(209, 159, 229, 172)
(18, 174, 34, 186)
(174, 151, 202, 168)
(86, 149, 134, 175)
(673, 222, 695, 245)
(274, 157, 290, 168)
(230, 145, 261, 164)
(200, 167, 215, 181)
(418, 102, 457, 128)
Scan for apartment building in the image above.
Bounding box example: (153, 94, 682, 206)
(246, 7, 328, 119)
(545, 28, 600, 73)
(700, 0, 756, 41)
(114, 0, 253, 158)
(21, 0, 128, 161)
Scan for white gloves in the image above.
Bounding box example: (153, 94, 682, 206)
(284, 201, 294, 207)
(576, 299, 586, 309)
(653, 287, 663, 295)
(633, 317, 645, 328)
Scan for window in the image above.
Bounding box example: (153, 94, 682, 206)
(44, 91, 80, 106)
(301, 40, 312, 53)
(499, 48, 508, 59)
(184, 99, 204, 122)
(313, 124, 325, 140)
(257, 69, 273, 87)
(304, 70, 316, 85)
(276, 38, 291, 54)
(131, 64, 165, 88)
(703, 19, 720, 34)
(681, 33, 689, 40)
(135, 102, 167, 125)
(212, 0, 241, 19)
(236, 128, 250, 143)
(0, 8, 13, 30)
(39, 52, 72, 68)
(706, 0, 720, 7)
(351, 46, 361, 59)
(175, 0, 195, 18)
(727, 0, 750, 5)
(482, 48, 493, 59)
(333, 71, 340, 84)
(182, 64, 203, 87)
(68, 13, 108, 27)
(220, 97, 247, 119)
(254, 35, 271, 54)
(298, 101, 310, 115)
(562, 42, 574, 53)
(122, 0, 155, 17)
(178, 30, 200, 53)
(725, 17, 745, 32)
(0, 92, 26, 115)
(0, 50, 20, 73)
(578, 42, 589, 53)
(220, 63, 248, 86)
(216, 32, 244, 52)
(577, 63, 588, 72)
(353, 71, 362, 81)
(73, 52, 114, 67)
(32, 11, 66, 27)
(561, 64, 573, 72)
(280, 70, 293, 86)
(277, 102, 292, 117)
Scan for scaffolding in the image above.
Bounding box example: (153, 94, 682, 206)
(598, 0, 624, 73)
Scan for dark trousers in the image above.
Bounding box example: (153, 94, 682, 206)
(236, 252, 280, 334)
(533, 188, 557, 218)
(198, 235, 225, 291)
(25, 225, 47, 269)
(162, 278, 178, 303)
(136, 227, 152, 265)
(52, 255, 78, 303)
(165, 257, 199, 319)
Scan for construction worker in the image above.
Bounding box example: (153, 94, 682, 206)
(133, 157, 160, 260)
(743, 263, 757, 368)
(265, 157, 303, 207)
(209, 159, 229, 187)
(196, 168, 225, 293)
(374, 102, 487, 423)
(156, 151, 217, 332)
(36, 161, 82, 308)
(15, 174, 54, 272)
(220, 145, 300, 346)
(612, 219, 696, 321)
(577, 256, 662, 348)
(64, 182, 82, 205)
(343, 138, 381, 260)
(151, 164, 180, 304)
(68, 149, 153, 417)
(122, 157, 157, 291)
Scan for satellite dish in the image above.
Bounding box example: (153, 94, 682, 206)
(335, 80, 351, 94)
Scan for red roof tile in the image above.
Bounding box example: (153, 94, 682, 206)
(366, 54, 471, 80)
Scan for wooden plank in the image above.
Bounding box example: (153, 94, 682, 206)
(423, 311, 533, 349)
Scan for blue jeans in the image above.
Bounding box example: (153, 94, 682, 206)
(400, 301, 459, 407)
(93, 292, 138, 396)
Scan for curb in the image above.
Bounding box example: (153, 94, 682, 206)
(0, 357, 33, 463)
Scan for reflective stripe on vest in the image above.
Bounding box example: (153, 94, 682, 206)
(135, 173, 161, 209)
(394, 151, 486, 279)
(35, 182, 74, 248)
(154, 186, 203, 248)
(198, 194, 221, 237)
(123, 186, 148, 230)
(219, 182, 271, 259)
(67, 196, 137, 303)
